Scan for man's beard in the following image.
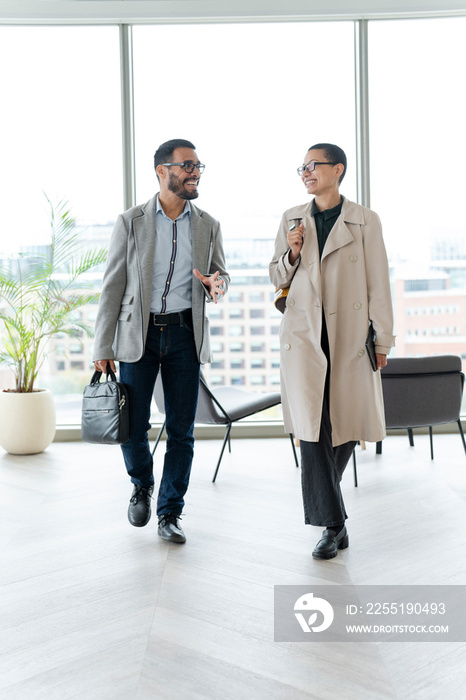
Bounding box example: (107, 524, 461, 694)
(168, 171, 199, 200)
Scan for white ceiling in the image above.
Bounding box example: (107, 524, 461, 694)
(1, 0, 466, 24)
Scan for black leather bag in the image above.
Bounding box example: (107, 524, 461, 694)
(365, 322, 377, 372)
(81, 367, 129, 445)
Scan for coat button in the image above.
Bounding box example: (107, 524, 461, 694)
(284, 343, 291, 350)
(288, 298, 295, 306)
(353, 302, 362, 310)
(350, 255, 358, 262)
(358, 349, 365, 357)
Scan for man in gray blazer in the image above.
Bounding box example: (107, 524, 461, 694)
(93, 138, 229, 543)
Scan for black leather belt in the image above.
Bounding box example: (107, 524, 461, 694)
(151, 309, 192, 326)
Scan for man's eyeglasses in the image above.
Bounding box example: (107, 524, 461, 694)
(297, 161, 337, 176)
(161, 161, 205, 174)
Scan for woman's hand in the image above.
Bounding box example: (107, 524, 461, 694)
(287, 223, 304, 265)
(376, 353, 387, 371)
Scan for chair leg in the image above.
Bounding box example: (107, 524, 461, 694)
(408, 428, 414, 447)
(376, 441, 382, 455)
(429, 426, 434, 460)
(212, 422, 232, 483)
(151, 420, 166, 456)
(457, 420, 466, 456)
(353, 448, 358, 488)
(289, 433, 299, 468)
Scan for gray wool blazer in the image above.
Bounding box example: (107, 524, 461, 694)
(92, 194, 230, 365)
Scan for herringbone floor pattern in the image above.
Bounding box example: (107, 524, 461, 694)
(1, 433, 466, 699)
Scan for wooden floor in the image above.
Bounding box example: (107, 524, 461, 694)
(1, 432, 466, 699)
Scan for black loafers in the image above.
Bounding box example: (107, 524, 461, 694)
(157, 513, 186, 543)
(128, 485, 153, 527)
(312, 526, 349, 560)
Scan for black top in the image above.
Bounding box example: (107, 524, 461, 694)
(311, 197, 343, 258)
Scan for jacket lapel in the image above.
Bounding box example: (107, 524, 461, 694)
(321, 197, 364, 260)
(302, 196, 366, 302)
(191, 204, 212, 275)
(321, 217, 354, 260)
(132, 195, 157, 315)
(301, 214, 322, 305)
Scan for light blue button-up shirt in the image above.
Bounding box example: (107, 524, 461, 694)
(151, 196, 193, 313)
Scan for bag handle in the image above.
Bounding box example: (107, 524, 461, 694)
(90, 364, 118, 385)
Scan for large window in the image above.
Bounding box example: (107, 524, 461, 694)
(133, 23, 356, 213)
(1, 14, 466, 424)
(0, 26, 122, 250)
(133, 21, 355, 405)
(369, 18, 466, 379)
(0, 26, 122, 423)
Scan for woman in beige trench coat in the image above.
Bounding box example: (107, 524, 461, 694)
(269, 143, 395, 560)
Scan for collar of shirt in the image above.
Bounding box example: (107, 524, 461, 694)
(311, 196, 343, 220)
(155, 194, 191, 221)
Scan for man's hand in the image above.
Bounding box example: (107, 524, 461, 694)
(376, 353, 387, 371)
(193, 269, 225, 303)
(94, 360, 116, 373)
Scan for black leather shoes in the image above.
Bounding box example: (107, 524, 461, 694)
(157, 514, 186, 543)
(128, 485, 153, 527)
(312, 526, 349, 560)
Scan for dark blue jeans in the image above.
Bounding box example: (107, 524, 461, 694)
(119, 312, 200, 516)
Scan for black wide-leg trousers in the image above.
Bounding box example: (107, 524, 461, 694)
(299, 314, 356, 527)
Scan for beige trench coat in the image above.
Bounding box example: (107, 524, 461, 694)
(269, 197, 395, 445)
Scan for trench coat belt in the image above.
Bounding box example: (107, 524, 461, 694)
(150, 309, 192, 326)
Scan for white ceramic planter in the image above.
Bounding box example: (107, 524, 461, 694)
(0, 388, 56, 454)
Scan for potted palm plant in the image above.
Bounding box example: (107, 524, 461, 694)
(0, 195, 107, 454)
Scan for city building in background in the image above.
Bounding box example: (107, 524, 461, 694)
(1, 17, 466, 424)
(3, 215, 466, 423)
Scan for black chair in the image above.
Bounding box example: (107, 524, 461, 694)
(353, 355, 466, 484)
(152, 371, 299, 482)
